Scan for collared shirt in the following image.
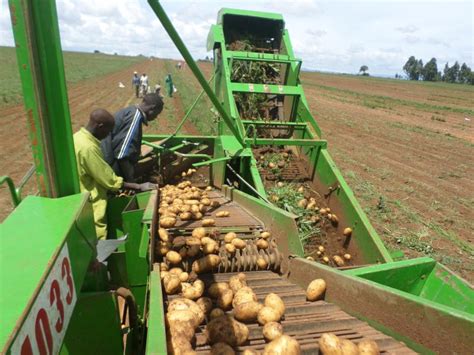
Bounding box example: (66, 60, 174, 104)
(74, 127, 123, 239)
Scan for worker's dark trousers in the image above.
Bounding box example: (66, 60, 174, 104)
(135, 85, 139, 98)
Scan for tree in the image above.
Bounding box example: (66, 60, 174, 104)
(403, 56, 422, 80)
(459, 63, 472, 84)
(445, 61, 460, 83)
(359, 65, 369, 75)
(422, 58, 438, 81)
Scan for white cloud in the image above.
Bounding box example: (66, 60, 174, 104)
(0, 0, 472, 76)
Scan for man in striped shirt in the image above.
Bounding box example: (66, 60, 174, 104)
(101, 93, 164, 181)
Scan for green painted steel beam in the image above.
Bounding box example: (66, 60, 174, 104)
(192, 156, 232, 167)
(145, 267, 168, 354)
(245, 138, 327, 148)
(9, 0, 79, 198)
(230, 82, 302, 95)
(147, 0, 245, 147)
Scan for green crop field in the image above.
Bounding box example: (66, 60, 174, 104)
(0, 46, 144, 107)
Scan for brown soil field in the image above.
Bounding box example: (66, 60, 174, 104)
(0, 58, 195, 221)
(300, 72, 474, 281)
(1, 58, 472, 281)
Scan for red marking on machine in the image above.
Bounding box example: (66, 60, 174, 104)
(10, 244, 77, 354)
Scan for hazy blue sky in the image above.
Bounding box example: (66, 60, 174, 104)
(1, 0, 472, 76)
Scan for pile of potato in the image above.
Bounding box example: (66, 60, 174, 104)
(306, 244, 352, 268)
(158, 181, 229, 229)
(319, 333, 380, 355)
(163, 272, 301, 355)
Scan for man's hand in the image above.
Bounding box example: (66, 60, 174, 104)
(137, 182, 158, 191)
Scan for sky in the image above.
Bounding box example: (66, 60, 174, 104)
(0, 0, 472, 77)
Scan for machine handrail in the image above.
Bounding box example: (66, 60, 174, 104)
(0, 165, 35, 207)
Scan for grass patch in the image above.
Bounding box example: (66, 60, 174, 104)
(0, 46, 144, 107)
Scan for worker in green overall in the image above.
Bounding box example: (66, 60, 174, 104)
(74, 109, 155, 239)
(165, 73, 173, 97)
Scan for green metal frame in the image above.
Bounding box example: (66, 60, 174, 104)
(8, 0, 79, 198)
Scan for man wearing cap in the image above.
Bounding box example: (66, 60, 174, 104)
(101, 93, 164, 182)
(132, 71, 140, 98)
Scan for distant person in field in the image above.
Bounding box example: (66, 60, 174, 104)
(101, 93, 164, 182)
(74, 109, 156, 239)
(165, 74, 173, 97)
(140, 73, 149, 97)
(132, 71, 140, 98)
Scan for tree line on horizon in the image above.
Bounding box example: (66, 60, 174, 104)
(402, 56, 473, 85)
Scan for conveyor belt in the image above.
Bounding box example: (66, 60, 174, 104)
(157, 189, 417, 354)
(165, 271, 416, 354)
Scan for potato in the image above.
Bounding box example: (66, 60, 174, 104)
(263, 335, 301, 355)
(205, 186, 213, 191)
(242, 350, 259, 355)
(332, 255, 345, 267)
(297, 198, 308, 208)
(180, 204, 191, 213)
(217, 289, 234, 310)
(192, 227, 207, 239)
(160, 216, 177, 228)
(210, 308, 225, 320)
(340, 339, 359, 355)
(167, 337, 194, 355)
(201, 198, 211, 206)
(322, 256, 330, 264)
(192, 254, 221, 273)
(297, 186, 304, 193)
(211, 342, 235, 355)
(358, 340, 380, 355)
(185, 199, 200, 205)
(180, 212, 193, 221)
(199, 204, 208, 213)
(187, 245, 201, 258)
(319, 333, 342, 355)
(196, 297, 213, 315)
(166, 309, 199, 332)
(234, 301, 263, 322)
(232, 287, 257, 308)
(263, 322, 283, 341)
(343, 227, 353, 237)
(201, 236, 214, 245)
(343, 253, 352, 261)
(210, 200, 220, 208)
(202, 218, 216, 227)
(191, 212, 202, 220)
(257, 306, 281, 325)
(157, 241, 171, 256)
(260, 231, 271, 239)
(166, 251, 182, 265)
(185, 237, 201, 246)
(330, 214, 339, 224)
(206, 315, 249, 346)
(168, 298, 205, 326)
(182, 279, 205, 300)
(179, 272, 189, 282)
(257, 257, 268, 269)
(208, 282, 230, 298)
(264, 293, 285, 318)
(203, 240, 219, 255)
(231, 238, 246, 250)
(256, 239, 269, 250)
(306, 279, 326, 301)
(160, 262, 169, 271)
(318, 245, 325, 252)
(229, 273, 247, 293)
(224, 232, 237, 243)
(216, 211, 230, 217)
(319, 208, 327, 215)
(225, 243, 236, 254)
(159, 228, 169, 242)
(306, 256, 315, 261)
(163, 274, 181, 295)
(169, 267, 184, 276)
(307, 201, 317, 210)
